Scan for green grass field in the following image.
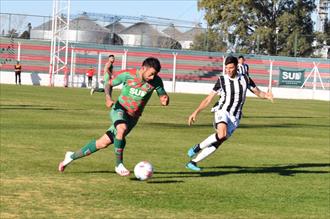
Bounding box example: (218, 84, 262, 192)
(0, 84, 329, 219)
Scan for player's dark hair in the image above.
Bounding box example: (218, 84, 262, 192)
(109, 54, 114, 58)
(142, 57, 161, 73)
(238, 55, 244, 59)
(225, 56, 238, 66)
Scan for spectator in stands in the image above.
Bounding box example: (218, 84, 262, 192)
(14, 61, 22, 85)
(238, 55, 249, 75)
(90, 54, 115, 95)
(86, 66, 95, 88)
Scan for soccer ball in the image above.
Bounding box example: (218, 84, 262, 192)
(134, 161, 154, 181)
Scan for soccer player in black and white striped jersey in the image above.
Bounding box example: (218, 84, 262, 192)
(186, 56, 273, 171)
(238, 55, 249, 75)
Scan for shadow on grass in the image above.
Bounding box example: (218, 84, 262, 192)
(129, 178, 184, 184)
(154, 163, 330, 179)
(0, 104, 84, 111)
(66, 163, 329, 183)
(142, 121, 211, 128)
(147, 180, 184, 184)
(69, 170, 115, 174)
(68, 170, 185, 184)
(142, 121, 330, 129)
(239, 123, 330, 129)
(244, 116, 329, 119)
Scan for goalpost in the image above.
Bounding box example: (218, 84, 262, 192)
(69, 49, 97, 88)
(69, 48, 127, 88)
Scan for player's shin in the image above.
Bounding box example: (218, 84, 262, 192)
(192, 139, 224, 163)
(199, 133, 221, 149)
(192, 145, 217, 163)
(71, 140, 99, 160)
(114, 138, 126, 166)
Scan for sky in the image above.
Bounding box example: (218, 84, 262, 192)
(0, 0, 206, 30)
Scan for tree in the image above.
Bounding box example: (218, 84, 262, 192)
(190, 28, 227, 52)
(196, 0, 316, 56)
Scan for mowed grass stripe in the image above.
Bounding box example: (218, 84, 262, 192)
(0, 84, 329, 219)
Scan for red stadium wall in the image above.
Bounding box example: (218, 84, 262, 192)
(0, 37, 329, 89)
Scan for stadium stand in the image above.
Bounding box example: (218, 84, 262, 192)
(0, 37, 329, 89)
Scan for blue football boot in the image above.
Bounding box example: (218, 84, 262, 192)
(186, 162, 202, 171)
(187, 146, 197, 158)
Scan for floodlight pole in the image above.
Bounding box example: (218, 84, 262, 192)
(49, 0, 71, 87)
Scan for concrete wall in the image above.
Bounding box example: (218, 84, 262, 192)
(1, 71, 329, 101)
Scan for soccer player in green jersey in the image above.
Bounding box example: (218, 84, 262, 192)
(90, 54, 115, 95)
(59, 57, 169, 176)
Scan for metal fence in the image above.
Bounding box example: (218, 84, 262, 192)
(0, 12, 204, 50)
(1, 12, 329, 59)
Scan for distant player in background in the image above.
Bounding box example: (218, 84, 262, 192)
(14, 61, 21, 85)
(59, 57, 170, 176)
(238, 55, 249, 75)
(86, 66, 95, 88)
(185, 56, 273, 171)
(90, 54, 115, 95)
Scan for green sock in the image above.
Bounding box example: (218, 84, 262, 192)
(114, 138, 126, 166)
(71, 140, 98, 160)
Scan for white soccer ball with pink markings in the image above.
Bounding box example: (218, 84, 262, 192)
(134, 161, 154, 181)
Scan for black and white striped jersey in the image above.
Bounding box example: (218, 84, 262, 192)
(238, 63, 249, 76)
(211, 72, 256, 119)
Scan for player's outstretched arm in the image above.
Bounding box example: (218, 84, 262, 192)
(251, 87, 274, 102)
(159, 95, 169, 106)
(188, 92, 217, 126)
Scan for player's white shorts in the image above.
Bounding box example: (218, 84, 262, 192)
(213, 110, 240, 137)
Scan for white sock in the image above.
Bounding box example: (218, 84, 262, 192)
(63, 152, 74, 166)
(199, 133, 218, 149)
(192, 146, 217, 163)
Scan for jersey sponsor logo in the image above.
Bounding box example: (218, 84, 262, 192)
(129, 88, 147, 97)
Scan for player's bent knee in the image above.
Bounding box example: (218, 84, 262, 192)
(116, 124, 127, 138)
(213, 134, 227, 149)
(117, 127, 127, 134)
(216, 130, 227, 140)
(216, 123, 227, 137)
